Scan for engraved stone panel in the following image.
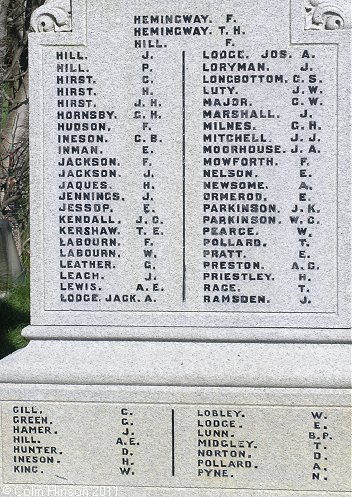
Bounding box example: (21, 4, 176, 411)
(27, 0, 351, 333)
(1, 395, 351, 491)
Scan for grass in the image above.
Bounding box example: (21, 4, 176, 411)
(0, 276, 30, 360)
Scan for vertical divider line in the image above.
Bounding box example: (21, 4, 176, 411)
(172, 409, 175, 476)
(182, 51, 186, 302)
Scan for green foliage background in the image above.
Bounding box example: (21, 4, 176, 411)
(0, 276, 29, 359)
(0, 0, 38, 358)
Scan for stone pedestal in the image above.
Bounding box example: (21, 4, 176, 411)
(0, 0, 350, 494)
(0, 340, 351, 495)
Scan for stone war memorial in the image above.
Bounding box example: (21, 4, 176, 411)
(0, 0, 351, 495)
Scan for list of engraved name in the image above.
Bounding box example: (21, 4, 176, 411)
(47, 12, 336, 313)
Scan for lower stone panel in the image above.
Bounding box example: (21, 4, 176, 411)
(0, 385, 350, 495)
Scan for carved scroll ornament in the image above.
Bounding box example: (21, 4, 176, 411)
(305, 0, 349, 30)
(30, 0, 71, 33)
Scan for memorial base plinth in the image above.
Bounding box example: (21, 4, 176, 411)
(0, 336, 351, 495)
(0, 336, 350, 387)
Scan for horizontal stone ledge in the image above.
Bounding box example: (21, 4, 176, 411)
(22, 326, 352, 343)
(0, 340, 350, 388)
